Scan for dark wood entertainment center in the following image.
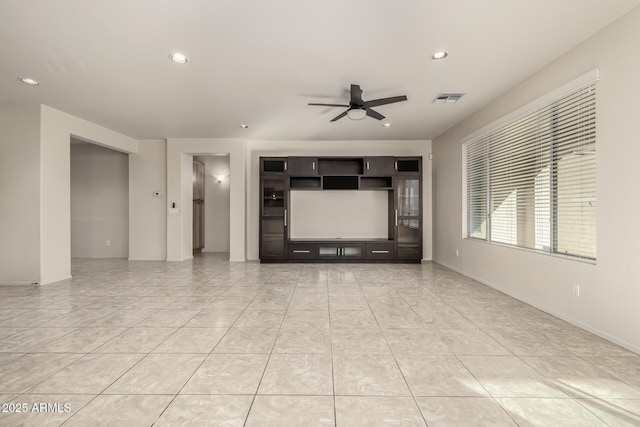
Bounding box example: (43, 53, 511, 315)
(259, 156, 422, 263)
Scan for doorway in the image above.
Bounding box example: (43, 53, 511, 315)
(193, 155, 230, 260)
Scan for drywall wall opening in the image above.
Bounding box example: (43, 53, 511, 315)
(194, 155, 230, 260)
(70, 139, 129, 258)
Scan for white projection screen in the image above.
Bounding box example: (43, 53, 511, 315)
(289, 190, 388, 239)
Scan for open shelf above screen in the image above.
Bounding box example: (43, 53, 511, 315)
(290, 177, 321, 189)
(322, 176, 359, 190)
(360, 177, 392, 189)
(318, 158, 364, 175)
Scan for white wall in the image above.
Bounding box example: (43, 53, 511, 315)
(40, 105, 137, 284)
(70, 142, 128, 258)
(166, 139, 246, 262)
(290, 191, 389, 239)
(129, 139, 167, 260)
(432, 7, 640, 352)
(195, 156, 230, 253)
(0, 104, 41, 284)
(246, 140, 432, 261)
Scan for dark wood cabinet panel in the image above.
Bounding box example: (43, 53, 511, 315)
(287, 157, 317, 176)
(365, 157, 395, 176)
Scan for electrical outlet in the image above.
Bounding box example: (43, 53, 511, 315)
(572, 283, 580, 297)
(105, 240, 111, 246)
(455, 249, 459, 257)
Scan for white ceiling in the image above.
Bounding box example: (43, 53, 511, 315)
(1, 0, 638, 141)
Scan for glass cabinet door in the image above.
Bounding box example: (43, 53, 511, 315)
(261, 178, 286, 258)
(397, 178, 420, 217)
(396, 178, 421, 259)
(261, 219, 285, 257)
(318, 246, 340, 258)
(262, 179, 285, 216)
(397, 219, 421, 259)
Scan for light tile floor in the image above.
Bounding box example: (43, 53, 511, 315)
(0, 254, 638, 426)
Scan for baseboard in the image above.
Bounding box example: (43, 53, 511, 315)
(433, 258, 640, 355)
(0, 281, 39, 286)
(39, 275, 73, 286)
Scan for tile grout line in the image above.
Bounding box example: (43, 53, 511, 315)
(240, 267, 300, 427)
(356, 265, 430, 426)
(152, 272, 272, 426)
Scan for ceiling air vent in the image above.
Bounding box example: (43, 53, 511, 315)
(432, 93, 465, 104)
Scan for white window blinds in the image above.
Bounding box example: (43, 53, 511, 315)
(463, 78, 597, 260)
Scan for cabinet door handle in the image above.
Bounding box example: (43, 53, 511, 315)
(312, 161, 316, 170)
(371, 250, 389, 254)
(366, 161, 370, 170)
(293, 250, 310, 253)
(394, 161, 398, 170)
(284, 161, 287, 171)
(284, 209, 287, 227)
(395, 209, 398, 226)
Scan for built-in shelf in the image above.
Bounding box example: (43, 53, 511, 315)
(318, 158, 364, 175)
(322, 176, 359, 190)
(290, 177, 321, 189)
(360, 176, 392, 189)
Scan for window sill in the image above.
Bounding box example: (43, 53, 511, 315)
(464, 237, 596, 265)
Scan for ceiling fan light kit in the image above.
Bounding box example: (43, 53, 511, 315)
(309, 84, 407, 122)
(347, 108, 367, 120)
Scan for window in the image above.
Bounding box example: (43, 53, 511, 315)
(463, 74, 597, 260)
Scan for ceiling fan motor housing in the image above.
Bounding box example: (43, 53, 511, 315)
(308, 84, 408, 122)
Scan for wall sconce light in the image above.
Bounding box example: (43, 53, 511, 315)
(214, 174, 229, 183)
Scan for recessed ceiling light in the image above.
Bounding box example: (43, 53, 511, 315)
(383, 123, 392, 127)
(169, 52, 188, 64)
(431, 51, 448, 60)
(239, 124, 249, 129)
(18, 77, 39, 85)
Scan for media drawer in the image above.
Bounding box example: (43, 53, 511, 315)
(365, 242, 395, 260)
(288, 243, 317, 259)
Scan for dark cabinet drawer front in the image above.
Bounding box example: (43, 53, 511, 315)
(366, 243, 395, 260)
(289, 244, 316, 259)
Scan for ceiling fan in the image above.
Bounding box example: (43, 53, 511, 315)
(309, 84, 408, 122)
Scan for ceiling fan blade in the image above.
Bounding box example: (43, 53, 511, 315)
(366, 108, 385, 120)
(350, 84, 363, 106)
(364, 95, 408, 108)
(330, 111, 348, 122)
(308, 103, 350, 107)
